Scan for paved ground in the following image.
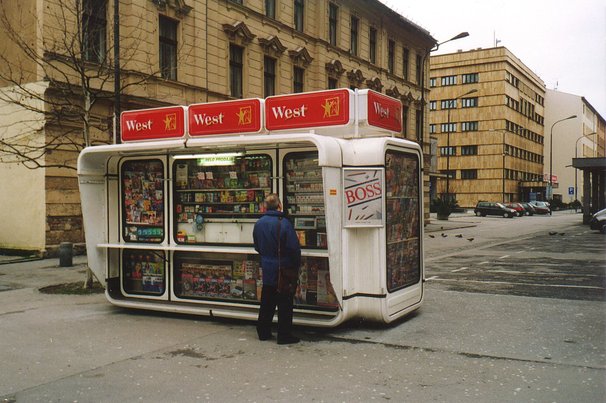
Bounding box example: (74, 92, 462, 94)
(0, 211, 604, 402)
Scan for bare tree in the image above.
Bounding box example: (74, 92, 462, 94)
(0, 0, 173, 287)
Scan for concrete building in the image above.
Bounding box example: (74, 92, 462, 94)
(0, 0, 435, 255)
(544, 89, 605, 204)
(429, 47, 546, 208)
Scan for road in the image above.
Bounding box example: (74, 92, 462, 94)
(0, 211, 604, 402)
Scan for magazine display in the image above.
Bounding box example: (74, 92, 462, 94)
(385, 151, 421, 291)
(122, 250, 165, 295)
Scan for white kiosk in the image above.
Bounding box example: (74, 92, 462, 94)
(78, 89, 424, 327)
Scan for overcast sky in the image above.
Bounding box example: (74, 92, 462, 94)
(383, 0, 606, 116)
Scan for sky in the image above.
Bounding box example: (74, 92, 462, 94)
(381, 0, 606, 116)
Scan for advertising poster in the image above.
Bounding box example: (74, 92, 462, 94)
(343, 168, 384, 227)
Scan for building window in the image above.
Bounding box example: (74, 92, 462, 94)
(350, 16, 358, 55)
(461, 121, 478, 131)
(159, 16, 178, 80)
(328, 77, 338, 89)
(460, 169, 478, 179)
(264, 56, 276, 97)
(462, 73, 479, 84)
(461, 145, 478, 155)
(329, 3, 338, 46)
(440, 147, 456, 156)
(441, 170, 456, 179)
(369, 27, 377, 64)
(403, 48, 409, 80)
(415, 109, 422, 137)
(294, 67, 304, 93)
(265, 0, 276, 18)
(388, 40, 395, 74)
(429, 77, 436, 87)
(229, 0, 243, 3)
(229, 44, 243, 98)
(441, 123, 457, 132)
(441, 99, 457, 109)
(429, 124, 436, 134)
(461, 97, 478, 108)
(441, 75, 456, 86)
(415, 54, 422, 84)
(294, 0, 304, 32)
(82, 0, 107, 63)
(429, 101, 437, 110)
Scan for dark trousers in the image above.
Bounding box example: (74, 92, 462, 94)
(257, 285, 294, 338)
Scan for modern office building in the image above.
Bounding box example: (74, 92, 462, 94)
(0, 0, 435, 255)
(544, 89, 605, 204)
(429, 47, 546, 208)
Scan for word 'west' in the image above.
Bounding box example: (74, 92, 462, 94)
(271, 105, 308, 120)
(192, 113, 224, 126)
(373, 102, 390, 119)
(125, 119, 152, 131)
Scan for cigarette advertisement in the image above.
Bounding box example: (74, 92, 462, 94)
(343, 168, 384, 227)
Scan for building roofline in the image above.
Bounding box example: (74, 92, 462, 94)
(375, 1, 437, 47)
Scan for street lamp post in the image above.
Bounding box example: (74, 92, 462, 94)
(419, 32, 469, 150)
(502, 130, 506, 203)
(445, 88, 478, 202)
(549, 115, 577, 202)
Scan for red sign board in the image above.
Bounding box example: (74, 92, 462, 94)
(189, 99, 262, 136)
(121, 106, 185, 142)
(366, 91, 402, 133)
(265, 89, 351, 131)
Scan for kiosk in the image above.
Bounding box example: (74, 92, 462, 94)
(78, 89, 424, 327)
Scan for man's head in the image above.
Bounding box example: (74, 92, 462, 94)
(264, 193, 282, 211)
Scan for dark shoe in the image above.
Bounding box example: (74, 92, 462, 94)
(258, 333, 273, 341)
(257, 327, 273, 341)
(277, 335, 300, 345)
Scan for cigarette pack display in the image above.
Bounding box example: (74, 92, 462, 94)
(122, 251, 165, 295)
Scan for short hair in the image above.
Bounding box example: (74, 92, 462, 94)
(264, 193, 281, 210)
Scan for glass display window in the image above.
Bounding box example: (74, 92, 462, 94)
(173, 252, 262, 302)
(294, 256, 338, 311)
(172, 153, 272, 245)
(385, 150, 421, 292)
(121, 159, 165, 243)
(283, 152, 327, 249)
(122, 250, 166, 296)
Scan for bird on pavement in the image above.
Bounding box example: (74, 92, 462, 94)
(441, 233, 447, 237)
(467, 238, 474, 242)
(549, 231, 557, 235)
(455, 234, 463, 238)
(428, 234, 435, 238)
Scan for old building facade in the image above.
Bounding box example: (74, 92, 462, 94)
(0, 0, 435, 255)
(429, 47, 546, 208)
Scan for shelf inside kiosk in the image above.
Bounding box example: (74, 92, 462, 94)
(173, 153, 272, 244)
(283, 152, 327, 250)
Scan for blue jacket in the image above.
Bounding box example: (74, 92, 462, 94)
(253, 210, 301, 286)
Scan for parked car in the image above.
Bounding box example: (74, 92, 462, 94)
(474, 201, 517, 218)
(589, 208, 606, 234)
(529, 201, 551, 215)
(519, 202, 536, 216)
(505, 203, 525, 217)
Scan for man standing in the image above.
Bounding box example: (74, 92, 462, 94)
(253, 194, 301, 345)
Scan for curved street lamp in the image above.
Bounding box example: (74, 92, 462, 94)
(574, 131, 597, 201)
(548, 114, 577, 201)
(445, 88, 478, 201)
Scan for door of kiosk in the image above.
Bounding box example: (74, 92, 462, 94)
(78, 89, 424, 327)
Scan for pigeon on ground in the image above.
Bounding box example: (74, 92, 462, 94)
(467, 238, 474, 242)
(549, 231, 557, 235)
(441, 233, 447, 237)
(428, 234, 435, 238)
(455, 234, 463, 238)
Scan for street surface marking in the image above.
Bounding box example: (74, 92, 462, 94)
(498, 255, 510, 259)
(429, 278, 604, 290)
(452, 267, 469, 273)
(425, 276, 439, 281)
(478, 261, 490, 265)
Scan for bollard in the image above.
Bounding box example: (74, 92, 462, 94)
(58, 242, 73, 267)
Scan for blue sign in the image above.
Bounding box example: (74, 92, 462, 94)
(568, 187, 574, 195)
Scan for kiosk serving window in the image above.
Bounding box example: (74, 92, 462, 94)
(283, 152, 327, 249)
(385, 150, 421, 291)
(172, 153, 272, 244)
(121, 159, 165, 243)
